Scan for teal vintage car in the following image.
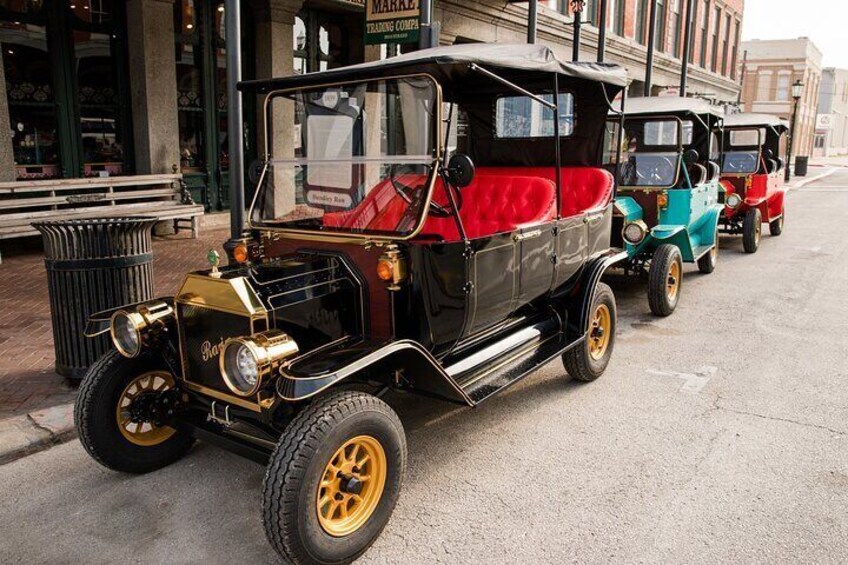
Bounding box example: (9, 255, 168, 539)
(606, 97, 724, 316)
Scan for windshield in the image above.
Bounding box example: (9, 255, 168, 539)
(615, 118, 683, 188)
(250, 76, 440, 237)
(722, 151, 759, 174)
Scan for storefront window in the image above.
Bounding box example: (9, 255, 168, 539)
(2, 28, 60, 179)
(293, 10, 348, 75)
(175, 0, 205, 172)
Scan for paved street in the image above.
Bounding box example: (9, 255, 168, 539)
(1, 170, 847, 564)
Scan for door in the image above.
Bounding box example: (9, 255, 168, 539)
(466, 233, 519, 335)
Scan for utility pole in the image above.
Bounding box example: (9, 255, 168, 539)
(644, 0, 658, 96)
(679, 0, 694, 95)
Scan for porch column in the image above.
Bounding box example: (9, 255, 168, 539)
(253, 0, 305, 217)
(0, 69, 15, 182)
(126, 0, 181, 175)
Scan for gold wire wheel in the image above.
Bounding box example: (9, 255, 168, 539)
(588, 303, 612, 361)
(316, 435, 388, 537)
(115, 371, 177, 447)
(667, 260, 681, 301)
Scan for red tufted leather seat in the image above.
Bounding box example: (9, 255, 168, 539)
(322, 167, 613, 241)
(421, 173, 556, 240)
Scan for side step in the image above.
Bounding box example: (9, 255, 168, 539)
(458, 331, 580, 404)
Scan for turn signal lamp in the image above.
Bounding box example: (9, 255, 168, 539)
(377, 258, 394, 281)
(377, 245, 407, 290)
(657, 192, 669, 208)
(232, 243, 249, 263)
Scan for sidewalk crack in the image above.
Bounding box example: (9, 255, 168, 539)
(716, 405, 846, 436)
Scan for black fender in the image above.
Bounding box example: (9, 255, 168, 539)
(562, 250, 626, 340)
(83, 297, 175, 338)
(276, 337, 472, 406)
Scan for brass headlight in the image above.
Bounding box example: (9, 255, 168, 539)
(220, 330, 299, 397)
(110, 301, 174, 358)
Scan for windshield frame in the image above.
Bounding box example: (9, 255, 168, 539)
(249, 73, 444, 242)
(721, 127, 763, 176)
(616, 114, 685, 191)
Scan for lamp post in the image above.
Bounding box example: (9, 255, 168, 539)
(571, 0, 584, 62)
(785, 79, 804, 182)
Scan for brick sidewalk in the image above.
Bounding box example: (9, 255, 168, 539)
(0, 227, 231, 419)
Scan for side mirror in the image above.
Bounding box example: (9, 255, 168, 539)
(765, 148, 775, 159)
(447, 154, 475, 188)
(683, 148, 699, 165)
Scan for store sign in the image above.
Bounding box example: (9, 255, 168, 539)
(816, 114, 833, 131)
(365, 0, 420, 45)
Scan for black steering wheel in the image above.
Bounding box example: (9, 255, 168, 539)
(389, 164, 451, 218)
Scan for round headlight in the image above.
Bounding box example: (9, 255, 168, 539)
(726, 193, 742, 208)
(222, 342, 261, 396)
(219, 331, 299, 397)
(110, 311, 142, 358)
(622, 221, 647, 244)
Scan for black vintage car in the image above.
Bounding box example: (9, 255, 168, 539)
(76, 43, 628, 564)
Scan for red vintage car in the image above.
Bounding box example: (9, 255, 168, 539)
(719, 113, 789, 253)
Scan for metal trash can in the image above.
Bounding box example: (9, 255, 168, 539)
(794, 156, 809, 177)
(33, 218, 158, 379)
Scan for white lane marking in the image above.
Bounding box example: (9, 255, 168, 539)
(647, 366, 717, 393)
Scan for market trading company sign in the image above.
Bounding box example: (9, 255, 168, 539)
(365, 0, 420, 45)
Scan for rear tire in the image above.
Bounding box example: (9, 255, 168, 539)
(770, 208, 784, 236)
(74, 351, 194, 474)
(742, 208, 762, 253)
(563, 282, 616, 381)
(647, 245, 683, 317)
(262, 391, 406, 565)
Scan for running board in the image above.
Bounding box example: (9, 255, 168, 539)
(458, 331, 582, 404)
(691, 244, 714, 261)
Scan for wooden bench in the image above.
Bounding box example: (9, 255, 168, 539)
(0, 174, 205, 264)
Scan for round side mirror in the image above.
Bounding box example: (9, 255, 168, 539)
(447, 154, 475, 188)
(683, 148, 699, 165)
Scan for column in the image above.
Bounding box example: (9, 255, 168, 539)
(253, 0, 305, 217)
(126, 0, 181, 175)
(0, 69, 15, 182)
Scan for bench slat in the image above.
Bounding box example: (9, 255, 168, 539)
(0, 173, 182, 193)
(0, 201, 203, 228)
(0, 188, 180, 210)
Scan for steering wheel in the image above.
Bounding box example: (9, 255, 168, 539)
(389, 164, 451, 218)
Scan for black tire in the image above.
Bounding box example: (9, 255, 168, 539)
(262, 391, 406, 565)
(742, 208, 762, 253)
(647, 245, 683, 317)
(563, 282, 616, 381)
(74, 350, 194, 474)
(770, 208, 784, 236)
(697, 226, 719, 274)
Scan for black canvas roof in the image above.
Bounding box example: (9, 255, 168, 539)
(621, 96, 725, 119)
(239, 43, 629, 93)
(723, 113, 789, 131)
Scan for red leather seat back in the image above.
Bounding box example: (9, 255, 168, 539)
(421, 173, 556, 241)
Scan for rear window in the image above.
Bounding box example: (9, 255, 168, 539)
(643, 119, 693, 146)
(729, 128, 764, 147)
(495, 92, 574, 138)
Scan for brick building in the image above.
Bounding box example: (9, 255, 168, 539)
(0, 0, 744, 214)
(738, 37, 823, 159)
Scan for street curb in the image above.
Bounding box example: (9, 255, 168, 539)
(0, 403, 76, 466)
(786, 167, 837, 191)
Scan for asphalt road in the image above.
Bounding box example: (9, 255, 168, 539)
(2, 169, 847, 565)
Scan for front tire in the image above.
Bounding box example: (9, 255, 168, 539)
(770, 208, 784, 236)
(74, 351, 194, 474)
(563, 282, 616, 381)
(743, 208, 762, 253)
(647, 244, 683, 317)
(262, 391, 406, 565)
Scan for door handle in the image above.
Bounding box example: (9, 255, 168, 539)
(513, 229, 542, 242)
(584, 212, 605, 224)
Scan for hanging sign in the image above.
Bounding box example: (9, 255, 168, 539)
(365, 0, 421, 45)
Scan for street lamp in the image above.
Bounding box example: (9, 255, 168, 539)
(785, 79, 804, 182)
